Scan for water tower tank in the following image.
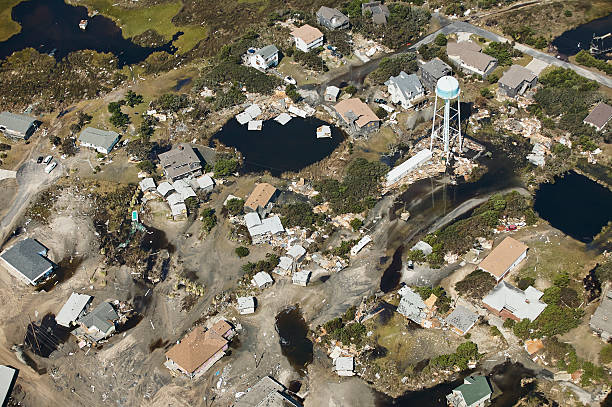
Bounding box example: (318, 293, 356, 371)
(436, 76, 460, 100)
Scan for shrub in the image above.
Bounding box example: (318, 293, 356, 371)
(350, 218, 363, 232)
(136, 160, 155, 174)
(375, 107, 388, 119)
(513, 318, 531, 340)
(344, 85, 357, 95)
(503, 318, 515, 328)
(125, 90, 144, 107)
(155, 93, 189, 112)
(226, 198, 244, 216)
(517, 277, 535, 290)
(434, 33, 447, 46)
(368, 53, 417, 84)
(214, 157, 240, 177)
(200, 208, 217, 232)
(294, 50, 328, 72)
(483, 41, 521, 66)
(279, 202, 324, 228)
(600, 344, 612, 364)
(455, 270, 497, 299)
(285, 85, 300, 102)
(235, 246, 250, 258)
(406, 249, 426, 263)
(490, 326, 501, 336)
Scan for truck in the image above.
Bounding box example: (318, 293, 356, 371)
(44, 161, 57, 174)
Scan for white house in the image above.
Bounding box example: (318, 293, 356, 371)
(292, 24, 324, 52)
(292, 270, 311, 287)
(385, 71, 425, 108)
(249, 45, 279, 71)
(78, 127, 120, 154)
(237, 296, 256, 315)
(252, 271, 274, 289)
(334, 356, 355, 376)
(56, 293, 93, 328)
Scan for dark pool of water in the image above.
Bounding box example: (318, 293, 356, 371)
(552, 13, 612, 59)
(211, 117, 344, 176)
(0, 0, 179, 66)
(173, 77, 192, 91)
(275, 305, 313, 376)
(25, 313, 71, 357)
(140, 226, 175, 254)
(37, 256, 83, 292)
(380, 245, 404, 293)
(534, 171, 612, 243)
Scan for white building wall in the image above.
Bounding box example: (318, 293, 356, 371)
(294, 36, 324, 52)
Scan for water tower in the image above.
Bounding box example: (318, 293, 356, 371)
(430, 76, 462, 159)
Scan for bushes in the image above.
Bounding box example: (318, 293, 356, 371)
(204, 61, 281, 93)
(200, 208, 217, 232)
(285, 85, 300, 103)
(350, 218, 363, 232)
(214, 157, 240, 177)
(331, 240, 359, 257)
(154, 93, 190, 112)
(455, 270, 497, 300)
(214, 85, 246, 111)
(322, 314, 367, 346)
(575, 50, 612, 75)
(600, 344, 612, 364)
(136, 160, 155, 174)
(483, 41, 522, 66)
(418, 43, 443, 61)
(294, 50, 328, 72)
(314, 158, 386, 214)
(434, 34, 447, 47)
(241, 253, 280, 281)
(375, 107, 388, 119)
(278, 202, 324, 228)
(108, 101, 130, 130)
(368, 53, 417, 84)
(125, 90, 144, 107)
(226, 198, 244, 216)
(429, 341, 479, 370)
(414, 286, 451, 313)
(235, 246, 250, 258)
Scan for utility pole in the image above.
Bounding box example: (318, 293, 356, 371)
(27, 315, 42, 355)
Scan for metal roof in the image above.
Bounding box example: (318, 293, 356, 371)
(451, 376, 492, 406)
(482, 281, 547, 321)
(287, 245, 306, 259)
(235, 376, 301, 407)
(78, 127, 119, 152)
(335, 356, 354, 371)
(0, 365, 18, 406)
(0, 111, 36, 135)
(56, 293, 92, 327)
(445, 306, 478, 334)
(139, 177, 156, 192)
(196, 174, 214, 190)
(292, 270, 311, 285)
(237, 296, 255, 310)
(0, 238, 53, 283)
(253, 271, 273, 287)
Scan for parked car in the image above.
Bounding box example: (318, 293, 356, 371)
(374, 98, 386, 104)
(36, 156, 43, 164)
(284, 76, 297, 85)
(44, 161, 57, 174)
(43, 155, 52, 164)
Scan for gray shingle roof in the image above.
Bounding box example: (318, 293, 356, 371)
(421, 58, 452, 79)
(0, 238, 53, 283)
(255, 45, 279, 60)
(584, 102, 612, 130)
(0, 111, 36, 135)
(385, 71, 424, 101)
(499, 65, 537, 89)
(397, 287, 427, 324)
(590, 290, 612, 335)
(78, 127, 119, 152)
(158, 143, 202, 180)
(78, 302, 118, 333)
(445, 306, 478, 333)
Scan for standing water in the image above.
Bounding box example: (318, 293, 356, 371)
(275, 305, 313, 376)
(551, 13, 612, 59)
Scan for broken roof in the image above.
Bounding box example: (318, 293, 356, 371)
(291, 24, 323, 44)
(237, 296, 255, 310)
(397, 287, 428, 324)
(235, 376, 301, 407)
(325, 86, 341, 98)
(167, 192, 184, 207)
(479, 237, 528, 279)
(253, 271, 273, 287)
(158, 143, 202, 180)
(334, 98, 380, 128)
(245, 183, 277, 211)
(292, 270, 311, 285)
(483, 281, 547, 321)
(0, 238, 53, 283)
(335, 356, 354, 371)
(278, 256, 293, 271)
(78, 302, 118, 333)
(584, 102, 612, 130)
(499, 65, 537, 89)
(274, 113, 292, 125)
(165, 326, 228, 374)
(445, 306, 478, 334)
(171, 203, 187, 217)
(317, 6, 349, 24)
(211, 320, 232, 337)
(139, 177, 156, 192)
(287, 245, 306, 259)
(56, 293, 92, 327)
(173, 179, 196, 200)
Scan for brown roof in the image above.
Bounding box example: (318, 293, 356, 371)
(424, 294, 438, 309)
(165, 327, 228, 373)
(334, 98, 380, 128)
(499, 65, 537, 89)
(245, 183, 277, 211)
(447, 41, 496, 72)
(447, 41, 482, 54)
(211, 320, 232, 336)
(479, 237, 528, 280)
(583, 102, 612, 130)
(291, 24, 323, 45)
(525, 339, 544, 355)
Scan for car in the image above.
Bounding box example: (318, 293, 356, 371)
(44, 161, 57, 174)
(373, 98, 386, 104)
(43, 155, 52, 164)
(36, 156, 43, 164)
(284, 76, 297, 85)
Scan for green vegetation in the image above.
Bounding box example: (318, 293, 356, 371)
(314, 158, 386, 214)
(69, 111, 93, 136)
(325, 29, 352, 56)
(322, 315, 367, 347)
(126, 139, 156, 161)
(490, 326, 501, 336)
(428, 341, 479, 370)
(241, 253, 279, 281)
(344, 85, 357, 96)
(483, 41, 522, 66)
(343, 1, 430, 49)
(503, 318, 515, 329)
(418, 43, 443, 61)
(434, 34, 447, 47)
(331, 239, 359, 257)
(414, 286, 451, 313)
(226, 198, 244, 216)
(502, 25, 548, 49)
(406, 249, 426, 263)
(76, 0, 207, 53)
(543, 337, 606, 386)
(0, 49, 125, 111)
(575, 50, 612, 75)
(294, 49, 328, 72)
(425, 192, 536, 268)
(600, 343, 612, 364)
(136, 160, 155, 174)
(278, 202, 325, 229)
(125, 90, 144, 107)
(350, 218, 363, 232)
(214, 156, 240, 177)
(235, 246, 250, 258)
(153, 93, 190, 112)
(368, 53, 417, 84)
(200, 208, 217, 232)
(0, 0, 22, 42)
(108, 100, 130, 130)
(375, 107, 388, 119)
(285, 85, 300, 103)
(455, 270, 497, 300)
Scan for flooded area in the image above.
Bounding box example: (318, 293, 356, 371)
(552, 13, 612, 59)
(534, 171, 612, 243)
(274, 305, 313, 376)
(0, 0, 178, 66)
(212, 117, 344, 176)
(380, 245, 404, 293)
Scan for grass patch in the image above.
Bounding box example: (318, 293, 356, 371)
(73, 0, 208, 53)
(0, 0, 22, 42)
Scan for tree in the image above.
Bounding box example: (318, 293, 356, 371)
(214, 157, 239, 177)
(375, 107, 388, 119)
(136, 160, 155, 174)
(350, 218, 363, 232)
(344, 85, 357, 95)
(235, 246, 250, 258)
(455, 270, 497, 299)
(285, 85, 300, 102)
(201, 208, 217, 232)
(406, 249, 426, 263)
(125, 90, 144, 107)
(279, 202, 324, 228)
(155, 93, 189, 112)
(139, 115, 155, 141)
(368, 53, 417, 84)
(513, 318, 531, 340)
(226, 198, 244, 216)
(108, 100, 125, 114)
(60, 137, 77, 156)
(434, 33, 447, 46)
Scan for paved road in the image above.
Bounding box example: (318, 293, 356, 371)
(411, 16, 612, 88)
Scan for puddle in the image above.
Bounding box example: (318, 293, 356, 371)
(173, 77, 192, 91)
(379, 245, 404, 293)
(37, 256, 83, 292)
(148, 338, 169, 352)
(117, 314, 143, 333)
(318, 275, 330, 283)
(275, 305, 313, 376)
(25, 313, 70, 357)
(140, 227, 175, 254)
